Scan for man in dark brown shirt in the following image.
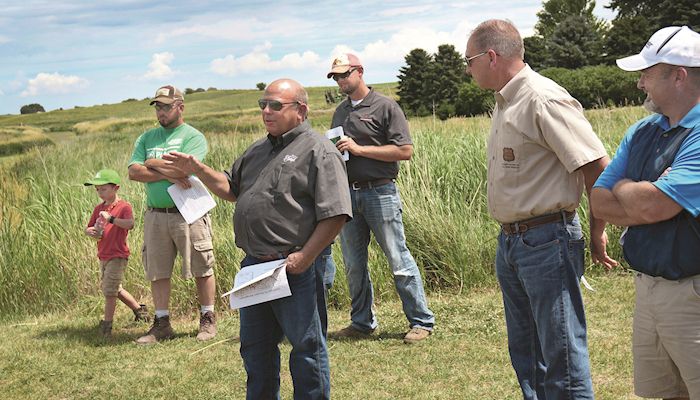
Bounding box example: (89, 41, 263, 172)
(326, 53, 435, 344)
(163, 79, 351, 399)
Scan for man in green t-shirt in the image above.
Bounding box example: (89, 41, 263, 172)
(128, 85, 217, 345)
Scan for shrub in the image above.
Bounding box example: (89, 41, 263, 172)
(540, 65, 643, 108)
(455, 81, 493, 117)
(20, 104, 45, 114)
(256, 82, 266, 91)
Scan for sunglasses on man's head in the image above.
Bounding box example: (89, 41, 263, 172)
(257, 99, 299, 111)
(332, 68, 358, 82)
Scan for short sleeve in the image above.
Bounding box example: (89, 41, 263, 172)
(128, 133, 146, 166)
(385, 101, 412, 146)
(594, 121, 640, 190)
(313, 146, 352, 221)
(654, 131, 700, 217)
(181, 132, 208, 162)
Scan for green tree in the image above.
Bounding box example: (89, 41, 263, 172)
(535, 0, 602, 39)
(256, 82, 266, 91)
(397, 48, 434, 116)
(547, 15, 604, 68)
(524, 36, 549, 70)
(20, 103, 45, 114)
(431, 44, 467, 119)
(455, 80, 493, 117)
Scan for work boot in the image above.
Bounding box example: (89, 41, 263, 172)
(196, 311, 217, 341)
(328, 324, 375, 340)
(135, 315, 175, 345)
(99, 320, 112, 338)
(403, 327, 431, 344)
(133, 304, 150, 323)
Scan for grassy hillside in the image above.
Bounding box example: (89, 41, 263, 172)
(0, 82, 650, 317)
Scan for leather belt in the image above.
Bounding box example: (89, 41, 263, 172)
(350, 178, 394, 190)
(502, 211, 575, 235)
(148, 207, 180, 213)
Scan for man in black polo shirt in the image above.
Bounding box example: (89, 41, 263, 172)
(326, 53, 435, 344)
(163, 79, 351, 399)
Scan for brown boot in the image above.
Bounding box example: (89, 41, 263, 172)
(99, 320, 112, 338)
(328, 324, 375, 340)
(196, 311, 217, 341)
(403, 327, 431, 344)
(136, 315, 175, 345)
(133, 304, 150, 323)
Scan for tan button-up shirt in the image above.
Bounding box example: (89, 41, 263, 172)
(487, 65, 607, 223)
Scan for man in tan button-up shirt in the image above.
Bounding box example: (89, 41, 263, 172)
(466, 19, 617, 399)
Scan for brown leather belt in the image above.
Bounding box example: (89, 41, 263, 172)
(149, 207, 180, 213)
(350, 178, 394, 190)
(502, 211, 575, 235)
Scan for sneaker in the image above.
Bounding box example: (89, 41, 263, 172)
(135, 315, 175, 345)
(99, 320, 112, 338)
(403, 327, 431, 344)
(133, 304, 151, 323)
(328, 324, 375, 340)
(196, 311, 217, 341)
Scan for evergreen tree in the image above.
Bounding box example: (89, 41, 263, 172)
(431, 44, 467, 119)
(524, 36, 549, 70)
(547, 15, 604, 68)
(397, 49, 433, 116)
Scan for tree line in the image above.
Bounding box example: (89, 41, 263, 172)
(397, 0, 698, 119)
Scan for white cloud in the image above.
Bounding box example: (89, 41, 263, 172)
(20, 72, 89, 97)
(378, 5, 433, 17)
(211, 46, 321, 77)
(143, 52, 175, 80)
(0, 35, 10, 44)
(156, 18, 293, 44)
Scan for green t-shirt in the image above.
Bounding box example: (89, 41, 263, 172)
(128, 123, 208, 208)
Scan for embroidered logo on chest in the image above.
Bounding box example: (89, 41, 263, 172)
(283, 154, 298, 163)
(502, 147, 515, 162)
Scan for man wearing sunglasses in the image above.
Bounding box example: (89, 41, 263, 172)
(466, 20, 616, 399)
(326, 53, 435, 344)
(163, 79, 352, 399)
(592, 26, 700, 400)
(128, 85, 218, 345)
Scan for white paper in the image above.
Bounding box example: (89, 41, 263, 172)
(167, 176, 216, 224)
(325, 126, 350, 161)
(222, 259, 292, 309)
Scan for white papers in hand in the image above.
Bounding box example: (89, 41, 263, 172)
(166, 176, 216, 224)
(325, 126, 350, 161)
(222, 259, 292, 309)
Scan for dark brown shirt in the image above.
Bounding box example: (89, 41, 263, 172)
(226, 121, 352, 258)
(331, 88, 412, 182)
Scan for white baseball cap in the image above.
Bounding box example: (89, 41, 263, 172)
(616, 26, 700, 71)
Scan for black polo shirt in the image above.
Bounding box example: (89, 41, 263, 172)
(331, 88, 412, 182)
(226, 121, 352, 258)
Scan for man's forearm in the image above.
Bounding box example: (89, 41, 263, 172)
(128, 164, 170, 183)
(613, 179, 683, 224)
(590, 187, 637, 226)
(299, 215, 347, 261)
(193, 163, 237, 202)
(144, 159, 188, 179)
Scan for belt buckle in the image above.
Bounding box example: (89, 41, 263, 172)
(351, 181, 361, 191)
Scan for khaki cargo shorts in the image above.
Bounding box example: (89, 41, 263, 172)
(633, 273, 700, 399)
(100, 258, 127, 297)
(142, 210, 215, 281)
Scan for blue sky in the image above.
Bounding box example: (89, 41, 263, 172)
(0, 1, 615, 115)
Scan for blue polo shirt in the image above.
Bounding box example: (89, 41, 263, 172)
(594, 103, 700, 217)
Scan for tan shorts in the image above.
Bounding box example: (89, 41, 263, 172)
(142, 210, 215, 281)
(633, 273, 700, 399)
(100, 258, 127, 297)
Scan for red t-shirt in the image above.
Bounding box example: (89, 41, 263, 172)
(87, 200, 133, 261)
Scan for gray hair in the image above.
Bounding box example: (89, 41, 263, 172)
(469, 19, 524, 60)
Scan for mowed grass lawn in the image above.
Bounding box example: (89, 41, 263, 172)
(0, 272, 637, 399)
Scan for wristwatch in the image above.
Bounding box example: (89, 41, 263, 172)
(108, 215, 115, 224)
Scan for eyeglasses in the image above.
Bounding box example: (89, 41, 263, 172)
(464, 51, 488, 67)
(257, 99, 300, 111)
(332, 68, 358, 82)
(153, 102, 180, 112)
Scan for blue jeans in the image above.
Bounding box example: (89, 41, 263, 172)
(495, 214, 593, 400)
(339, 182, 434, 332)
(239, 246, 331, 400)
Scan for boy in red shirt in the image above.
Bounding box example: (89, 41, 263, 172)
(84, 169, 149, 337)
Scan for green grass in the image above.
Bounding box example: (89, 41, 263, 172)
(0, 273, 637, 399)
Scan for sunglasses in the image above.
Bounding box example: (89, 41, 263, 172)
(332, 68, 358, 82)
(257, 99, 300, 111)
(153, 102, 180, 112)
(464, 51, 488, 67)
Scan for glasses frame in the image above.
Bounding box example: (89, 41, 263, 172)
(153, 102, 181, 112)
(464, 51, 488, 67)
(257, 99, 300, 111)
(332, 67, 358, 82)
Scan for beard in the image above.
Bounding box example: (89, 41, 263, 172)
(642, 94, 662, 114)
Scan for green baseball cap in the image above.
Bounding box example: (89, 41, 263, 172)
(84, 169, 121, 186)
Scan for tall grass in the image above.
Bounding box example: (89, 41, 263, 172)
(0, 90, 648, 317)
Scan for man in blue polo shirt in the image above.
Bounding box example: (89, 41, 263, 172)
(591, 26, 700, 399)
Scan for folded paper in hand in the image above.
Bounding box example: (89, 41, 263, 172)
(325, 126, 350, 161)
(222, 259, 292, 309)
(166, 176, 216, 224)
